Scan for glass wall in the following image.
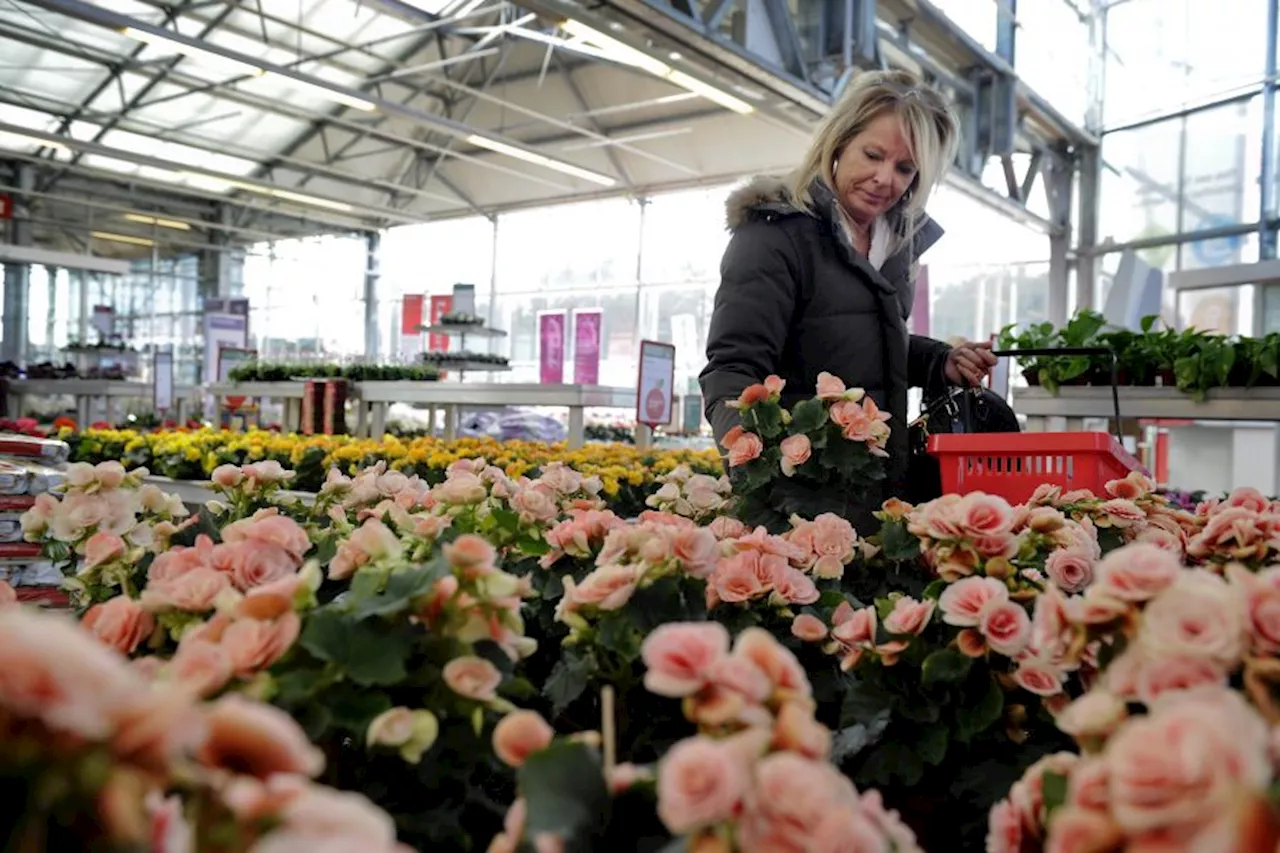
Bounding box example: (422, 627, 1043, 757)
(241, 234, 368, 361)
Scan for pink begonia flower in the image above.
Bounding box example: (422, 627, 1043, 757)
(641, 622, 729, 697)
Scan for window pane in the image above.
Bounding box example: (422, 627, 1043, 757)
(1099, 119, 1181, 245)
(640, 185, 733, 284)
(1103, 0, 1267, 126)
(495, 198, 641, 294)
(1180, 97, 1262, 237)
(1017, 0, 1092, 127)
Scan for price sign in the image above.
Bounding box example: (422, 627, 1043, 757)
(636, 340, 676, 427)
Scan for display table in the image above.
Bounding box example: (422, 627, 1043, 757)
(144, 475, 315, 508)
(5, 379, 198, 425)
(1013, 387, 1280, 427)
(1013, 387, 1280, 493)
(207, 381, 638, 448)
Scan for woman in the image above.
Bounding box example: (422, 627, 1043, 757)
(700, 69, 996, 523)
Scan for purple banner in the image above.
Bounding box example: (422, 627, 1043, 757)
(539, 311, 566, 385)
(573, 310, 602, 385)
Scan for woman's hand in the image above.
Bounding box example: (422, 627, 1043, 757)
(944, 340, 998, 387)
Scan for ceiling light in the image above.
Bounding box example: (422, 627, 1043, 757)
(123, 213, 191, 231)
(465, 135, 616, 186)
(0, 130, 72, 152)
(260, 73, 377, 112)
(122, 26, 376, 112)
(559, 20, 755, 115)
(91, 231, 155, 247)
(268, 188, 354, 213)
(122, 26, 265, 78)
(174, 171, 354, 212)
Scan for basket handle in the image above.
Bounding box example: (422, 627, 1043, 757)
(991, 346, 1124, 445)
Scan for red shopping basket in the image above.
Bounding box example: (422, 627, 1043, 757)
(927, 432, 1144, 504)
(925, 345, 1147, 504)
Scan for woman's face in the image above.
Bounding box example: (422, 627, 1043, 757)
(832, 112, 918, 226)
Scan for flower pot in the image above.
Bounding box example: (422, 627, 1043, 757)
(1156, 368, 1176, 387)
(1022, 368, 1041, 386)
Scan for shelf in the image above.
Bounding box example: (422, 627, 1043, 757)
(420, 324, 508, 339)
(1013, 386, 1280, 422)
(144, 475, 315, 507)
(424, 361, 511, 372)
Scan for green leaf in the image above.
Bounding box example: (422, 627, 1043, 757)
(921, 649, 972, 686)
(955, 676, 1005, 743)
(544, 649, 595, 714)
(879, 520, 921, 562)
(519, 741, 611, 841)
(349, 568, 384, 599)
(327, 686, 394, 735)
(790, 398, 828, 434)
(273, 668, 327, 706)
(859, 741, 924, 787)
(922, 579, 947, 601)
(817, 590, 847, 608)
(346, 561, 443, 620)
(1042, 771, 1069, 817)
(299, 608, 414, 686)
(829, 708, 890, 764)
(840, 680, 893, 729)
(748, 402, 785, 440)
(596, 616, 641, 660)
(916, 724, 949, 766)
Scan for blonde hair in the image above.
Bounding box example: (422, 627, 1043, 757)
(789, 70, 959, 241)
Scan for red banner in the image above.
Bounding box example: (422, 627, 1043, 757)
(0, 195, 11, 221)
(428, 295, 453, 352)
(401, 294, 425, 336)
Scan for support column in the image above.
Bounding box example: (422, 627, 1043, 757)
(1260, 0, 1278, 260)
(363, 231, 381, 362)
(1044, 153, 1075, 326)
(1, 163, 33, 366)
(45, 266, 58, 355)
(1076, 144, 1102, 313)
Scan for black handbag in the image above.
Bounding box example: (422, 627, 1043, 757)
(906, 346, 1124, 504)
(907, 382, 1020, 504)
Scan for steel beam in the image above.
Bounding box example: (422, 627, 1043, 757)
(2, 163, 34, 365)
(1261, 0, 1278, 259)
(364, 231, 381, 360)
(1043, 149, 1073, 325)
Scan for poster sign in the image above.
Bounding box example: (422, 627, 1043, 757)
(539, 311, 567, 385)
(572, 309, 602, 385)
(452, 284, 476, 318)
(153, 350, 174, 412)
(911, 265, 931, 336)
(636, 340, 676, 427)
(92, 305, 116, 338)
(202, 297, 249, 384)
(217, 347, 257, 413)
(401, 294, 424, 335)
(428, 295, 452, 351)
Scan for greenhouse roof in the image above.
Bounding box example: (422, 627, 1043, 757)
(0, 0, 1094, 258)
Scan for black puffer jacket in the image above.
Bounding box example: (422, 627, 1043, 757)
(699, 176, 952, 509)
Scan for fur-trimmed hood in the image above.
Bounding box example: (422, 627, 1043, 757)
(724, 175, 796, 231)
(723, 174, 944, 255)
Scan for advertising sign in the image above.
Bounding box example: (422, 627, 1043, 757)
(401, 294, 424, 336)
(539, 310, 567, 385)
(153, 350, 174, 412)
(428, 295, 453, 352)
(636, 340, 676, 427)
(572, 309, 602, 385)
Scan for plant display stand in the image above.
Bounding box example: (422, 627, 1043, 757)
(419, 323, 511, 379)
(5, 379, 198, 424)
(1013, 386, 1280, 494)
(207, 381, 639, 447)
